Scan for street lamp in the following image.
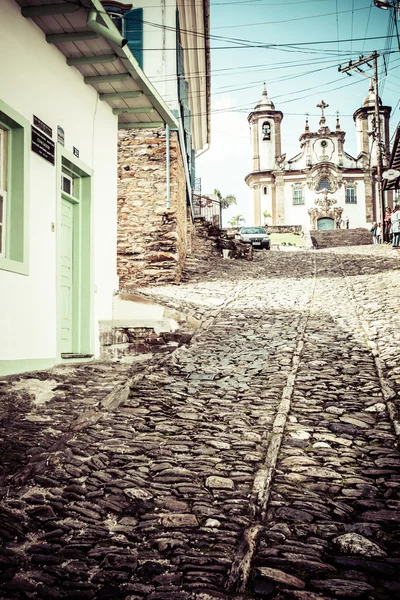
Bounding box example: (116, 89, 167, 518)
(374, 0, 390, 8)
(374, 0, 400, 15)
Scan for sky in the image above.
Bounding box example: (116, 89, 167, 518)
(196, 0, 400, 226)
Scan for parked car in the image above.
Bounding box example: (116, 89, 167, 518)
(237, 226, 270, 249)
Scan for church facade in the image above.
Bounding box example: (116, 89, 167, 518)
(245, 85, 391, 229)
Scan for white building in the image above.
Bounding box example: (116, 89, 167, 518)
(103, 0, 210, 168)
(0, 0, 180, 375)
(100, 1, 211, 288)
(246, 84, 391, 230)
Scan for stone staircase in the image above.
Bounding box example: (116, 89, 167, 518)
(99, 319, 194, 360)
(99, 292, 200, 361)
(310, 227, 373, 249)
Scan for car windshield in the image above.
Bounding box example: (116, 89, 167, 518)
(241, 227, 266, 234)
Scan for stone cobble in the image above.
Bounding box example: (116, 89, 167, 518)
(0, 245, 399, 600)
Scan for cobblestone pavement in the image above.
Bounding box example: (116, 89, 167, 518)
(0, 245, 399, 600)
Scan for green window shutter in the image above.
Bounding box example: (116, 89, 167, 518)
(125, 8, 143, 69)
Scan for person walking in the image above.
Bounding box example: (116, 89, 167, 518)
(375, 223, 382, 244)
(384, 207, 392, 243)
(371, 222, 378, 243)
(391, 205, 400, 248)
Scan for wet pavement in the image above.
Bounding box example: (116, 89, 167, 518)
(0, 245, 399, 600)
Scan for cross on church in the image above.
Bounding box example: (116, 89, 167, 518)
(317, 100, 329, 119)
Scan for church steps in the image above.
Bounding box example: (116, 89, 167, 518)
(310, 228, 373, 249)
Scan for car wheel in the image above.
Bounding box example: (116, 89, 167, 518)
(264, 243, 270, 250)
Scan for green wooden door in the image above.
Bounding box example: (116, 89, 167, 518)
(317, 217, 334, 230)
(60, 198, 73, 353)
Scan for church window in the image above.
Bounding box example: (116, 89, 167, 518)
(262, 122, 271, 141)
(293, 184, 304, 205)
(317, 178, 332, 191)
(345, 185, 356, 204)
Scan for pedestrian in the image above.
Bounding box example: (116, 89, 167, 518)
(375, 222, 382, 244)
(344, 216, 349, 229)
(384, 207, 392, 243)
(391, 205, 400, 248)
(336, 217, 342, 229)
(370, 221, 378, 243)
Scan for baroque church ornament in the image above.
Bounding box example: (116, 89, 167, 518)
(245, 84, 391, 229)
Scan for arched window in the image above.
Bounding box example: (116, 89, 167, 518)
(262, 122, 271, 141)
(317, 178, 332, 191)
(263, 186, 268, 195)
(345, 185, 356, 204)
(293, 184, 304, 205)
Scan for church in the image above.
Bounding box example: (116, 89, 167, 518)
(245, 84, 391, 230)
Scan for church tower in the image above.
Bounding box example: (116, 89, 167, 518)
(247, 85, 283, 225)
(353, 82, 391, 166)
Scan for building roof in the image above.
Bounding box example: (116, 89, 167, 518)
(16, 0, 178, 130)
(384, 124, 400, 191)
(253, 84, 275, 112)
(177, 0, 211, 152)
(362, 81, 382, 108)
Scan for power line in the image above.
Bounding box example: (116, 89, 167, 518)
(211, 5, 370, 29)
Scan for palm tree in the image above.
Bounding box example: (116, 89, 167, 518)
(214, 189, 237, 210)
(229, 214, 245, 227)
(263, 210, 272, 225)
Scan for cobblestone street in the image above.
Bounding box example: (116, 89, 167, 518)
(1, 245, 400, 600)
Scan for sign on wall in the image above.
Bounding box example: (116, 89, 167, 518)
(57, 125, 65, 146)
(33, 115, 53, 138)
(31, 126, 55, 165)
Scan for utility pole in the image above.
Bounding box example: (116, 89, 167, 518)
(339, 52, 385, 227)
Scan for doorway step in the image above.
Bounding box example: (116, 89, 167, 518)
(99, 292, 200, 361)
(310, 228, 373, 249)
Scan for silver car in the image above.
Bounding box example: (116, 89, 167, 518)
(237, 226, 270, 249)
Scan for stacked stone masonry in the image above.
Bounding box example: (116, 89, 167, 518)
(118, 128, 188, 287)
(0, 245, 399, 600)
(311, 228, 373, 249)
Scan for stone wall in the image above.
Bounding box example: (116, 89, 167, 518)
(267, 225, 302, 234)
(117, 128, 188, 288)
(310, 228, 373, 249)
(191, 217, 220, 258)
(100, 324, 193, 360)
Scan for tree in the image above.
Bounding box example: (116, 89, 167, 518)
(214, 188, 237, 210)
(229, 214, 245, 227)
(263, 210, 272, 225)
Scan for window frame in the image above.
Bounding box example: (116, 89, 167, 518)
(0, 99, 30, 276)
(0, 126, 8, 257)
(345, 184, 357, 204)
(293, 184, 304, 205)
(262, 121, 271, 141)
(316, 178, 332, 192)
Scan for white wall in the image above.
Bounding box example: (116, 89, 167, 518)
(283, 178, 367, 228)
(0, 0, 118, 365)
(123, 0, 179, 113)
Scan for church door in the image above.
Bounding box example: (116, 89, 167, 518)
(317, 217, 334, 230)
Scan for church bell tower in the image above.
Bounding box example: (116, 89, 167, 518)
(353, 81, 391, 166)
(248, 84, 283, 172)
(247, 84, 283, 225)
